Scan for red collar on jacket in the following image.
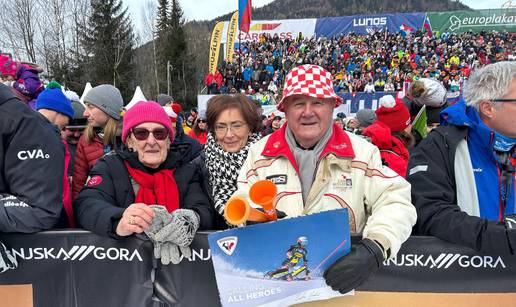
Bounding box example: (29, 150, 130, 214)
(261, 123, 355, 174)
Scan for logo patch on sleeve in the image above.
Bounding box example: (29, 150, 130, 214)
(266, 174, 288, 185)
(87, 176, 103, 187)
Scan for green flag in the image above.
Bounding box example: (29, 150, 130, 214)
(412, 105, 428, 139)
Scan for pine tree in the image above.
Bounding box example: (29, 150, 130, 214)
(81, 0, 135, 100)
(156, 0, 169, 34)
(167, 0, 189, 100)
(155, 0, 170, 93)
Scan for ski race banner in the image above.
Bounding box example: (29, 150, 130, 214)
(198, 91, 461, 119)
(220, 12, 428, 43)
(221, 18, 317, 43)
(315, 13, 426, 37)
(427, 9, 516, 34)
(1, 230, 516, 306)
(208, 209, 351, 307)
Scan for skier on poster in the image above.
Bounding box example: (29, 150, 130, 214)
(266, 236, 310, 281)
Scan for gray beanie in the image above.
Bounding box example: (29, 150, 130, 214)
(156, 94, 174, 106)
(84, 84, 123, 120)
(356, 109, 377, 127)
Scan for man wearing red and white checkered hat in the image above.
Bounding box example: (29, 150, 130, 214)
(230, 64, 416, 295)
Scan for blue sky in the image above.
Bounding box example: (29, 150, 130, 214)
(124, 0, 508, 26)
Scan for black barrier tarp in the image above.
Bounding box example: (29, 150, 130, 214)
(154, 232, 221, 307)
(1, 231, 516, 307)
(0, 230, 157, 307)
(361, 236, 516, 293)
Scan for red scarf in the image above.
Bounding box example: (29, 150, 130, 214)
(124, 161, 179, 213)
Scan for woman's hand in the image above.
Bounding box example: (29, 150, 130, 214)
(116, 203, 156, 236)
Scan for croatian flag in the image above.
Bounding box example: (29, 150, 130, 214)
(238, 0, 252, 33)
(399, 24, 413, 37)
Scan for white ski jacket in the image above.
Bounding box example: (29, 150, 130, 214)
(233, 124, 416, 258)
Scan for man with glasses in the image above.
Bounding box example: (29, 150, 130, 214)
(233, 64, 416, 294)
(408, 61, 516, 254)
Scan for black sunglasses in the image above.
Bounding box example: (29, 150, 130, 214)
(131, 128, 169, 141)
(198, 119, 207, 123)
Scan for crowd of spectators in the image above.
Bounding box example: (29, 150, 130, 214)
(204, 29, 514, 104)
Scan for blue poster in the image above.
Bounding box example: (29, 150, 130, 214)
(208, 209, 351, 307)
(338, 92, 395, 114)
(315, 13, 426, 37)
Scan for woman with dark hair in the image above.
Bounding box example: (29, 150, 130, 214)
(188, 112, 208, 145)
(192, 94, 262, 229)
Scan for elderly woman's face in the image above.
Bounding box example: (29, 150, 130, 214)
(214, 108, 251, 153)
(126, 122, 170, 169)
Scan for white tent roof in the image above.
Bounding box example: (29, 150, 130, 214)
(126, 86, 147, 109)
(80, 82, 92, 104)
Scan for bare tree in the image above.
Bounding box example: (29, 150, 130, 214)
(0, 0, 38, 62)
(140, 0, 160, 94)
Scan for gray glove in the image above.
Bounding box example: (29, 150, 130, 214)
(159, 241, 192, 265)
(0, 242, 17, 273)
(154, 209, 200, 247)
(144, 205, 173, 259)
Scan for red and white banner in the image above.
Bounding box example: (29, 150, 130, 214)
(221, 18, 317, 43)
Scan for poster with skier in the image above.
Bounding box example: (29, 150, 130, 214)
(208, 208, 351, 307)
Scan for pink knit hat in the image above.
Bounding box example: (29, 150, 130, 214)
(122, 101, 174, 143)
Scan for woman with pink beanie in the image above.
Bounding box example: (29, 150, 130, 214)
(74, 101, 214, 265)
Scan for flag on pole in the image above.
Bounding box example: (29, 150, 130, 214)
(238, 0, 252, 33)
(423, 15, 433, 38)
(412, 105, 428, 139)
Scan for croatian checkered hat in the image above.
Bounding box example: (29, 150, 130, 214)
(277, 64, 343, 112)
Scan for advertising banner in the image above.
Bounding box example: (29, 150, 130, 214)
(221, 18, 317, 43)
(0, 230, 155, 307)
(226, 11, 239, 62)
(315, 13, 427, 37)
(427, 9, 516, 34)
(208, 209, 350, 307)
(1, 231, 516, 306)
(209, 22, 225, 74)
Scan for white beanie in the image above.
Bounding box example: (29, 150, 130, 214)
(413, 78, 447, 108)
(379, 95, 396, 108)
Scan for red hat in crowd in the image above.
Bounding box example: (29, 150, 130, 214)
(0, 54, 19, 78)
(375, 95, 411, 132)
(277, 64, 343, 112)
(171, 102, 182, 115)
(122, 101, 174, 143)
(163, 106, 178, 123)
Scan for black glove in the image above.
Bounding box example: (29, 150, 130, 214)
(324, 238, 384, 294)
(0, 242, 17, 274)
